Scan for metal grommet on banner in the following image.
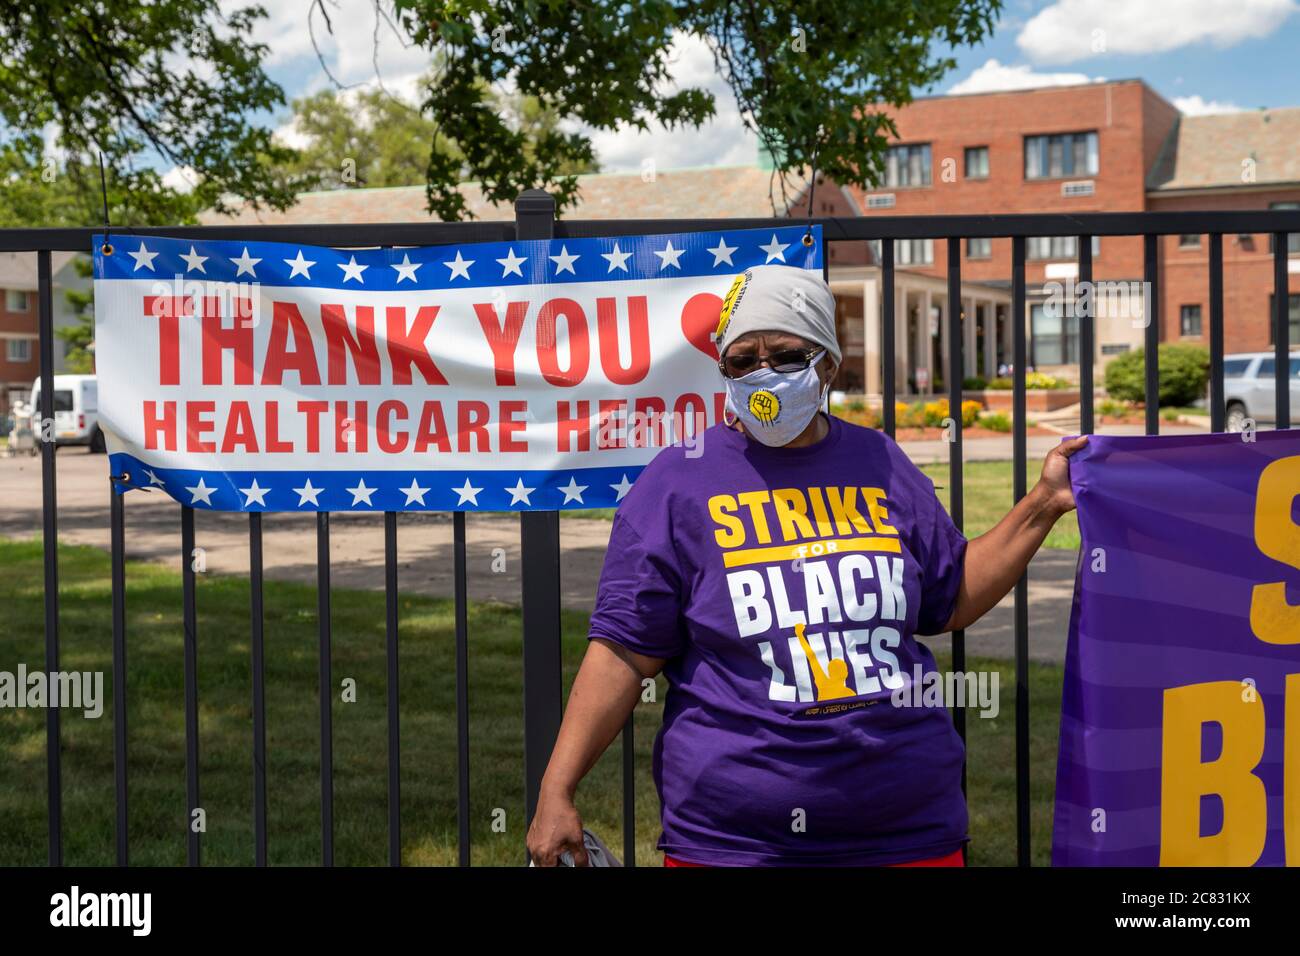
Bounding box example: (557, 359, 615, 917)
(801, 135, 822, 250)
(98, 151, 114, 256)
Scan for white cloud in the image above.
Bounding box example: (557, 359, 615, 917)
(947, 58, 1103, 95)
(1017, 0, 1298, 63)
(161, 165, 201, 193)
(584, 33, 757, 172)
(1173, 95, 1245, 116)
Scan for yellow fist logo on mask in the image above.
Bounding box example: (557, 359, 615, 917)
(748, 389, 781, 425)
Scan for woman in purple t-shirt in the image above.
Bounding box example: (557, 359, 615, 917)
(526, 265, 1087, 867)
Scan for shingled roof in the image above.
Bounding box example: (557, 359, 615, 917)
(202, 164, 810, 225)
(1148, 106, 1300, 192)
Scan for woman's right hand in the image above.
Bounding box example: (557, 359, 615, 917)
(526, 787, 589, 866)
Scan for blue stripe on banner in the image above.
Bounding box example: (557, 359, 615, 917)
(109, 452, 646, 512)
(93, 225, 823, 291)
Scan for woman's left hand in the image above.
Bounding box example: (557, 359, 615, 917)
(1035, 435, 1089, 516)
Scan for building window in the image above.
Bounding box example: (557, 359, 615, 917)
(1027, 235, 1101, 260)
(1268, 202, 1300, 255)
(884, 144, 932, 188)
(1030, 302, 1079, 365)
(869, 239, 933, 265)
(1267, 293, 1300, 345)
(1024, 131, 1099, 180)
(1178, 234, 1201, 249)
(6, 338, 31, 362)
(966, 236, 992, 259)
(964, 146, 989, 179)
(5, 290, 30, 312)
(1180, 304, 1203, 337)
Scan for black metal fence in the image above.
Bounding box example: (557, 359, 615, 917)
(10, 196, 1299, 867)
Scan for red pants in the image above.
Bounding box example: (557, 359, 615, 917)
(664, 847, 965, 867)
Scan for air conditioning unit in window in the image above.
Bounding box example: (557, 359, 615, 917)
(866, 193, 896, 209)
(1062, 180, 1095, 197)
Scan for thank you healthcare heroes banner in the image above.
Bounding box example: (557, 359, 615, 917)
(93, 226, 821, 511)
(1053, 430, 1300, 866)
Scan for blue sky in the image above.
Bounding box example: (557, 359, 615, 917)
(194, 0, 1300, 187)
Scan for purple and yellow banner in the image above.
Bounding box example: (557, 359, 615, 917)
(1053, 430, 1300, 866)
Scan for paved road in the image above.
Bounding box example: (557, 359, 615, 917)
(1, 445, 1085, 663)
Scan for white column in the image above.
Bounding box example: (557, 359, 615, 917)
(862, 276, 880, 396)
(897, 284, 910, 396)
(983, 301, 996, 379)
(921, 287, 933, 395)
(964, 295, 977, 379)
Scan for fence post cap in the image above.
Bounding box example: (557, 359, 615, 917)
(515, 189, 556, 214)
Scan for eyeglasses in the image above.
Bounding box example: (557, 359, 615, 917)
(719, 346, 824, 379)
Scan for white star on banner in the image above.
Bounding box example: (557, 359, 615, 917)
(610, 474, 634, 501)
(293, 478, 323, 506)
(654, 240, 684, 270)
(128, 241, 159, 272)
(707, 238, 737, 267)
(399, 478, 429, 505)
(338, 255, 368, 283)
(284, 250, 316, 279)
(452, 478, 483, 506)
(496, 248, 526, 278)
(144, 468, 165, 487)
(558, 476, 588, 504)
(601, 243, 632, 273)
(759, 234, 790, 263)
(444, 250, 474, 280)
(239, 478, 270, 507)
(231, 247, 261, 277)
(185, 477, 215, 505)
(505, 477, 535, 506)
(346, 478, 377, 506)
(549, 246, 579, 275)
(179, 245, 208, 274)
(392, 253, 422, 283)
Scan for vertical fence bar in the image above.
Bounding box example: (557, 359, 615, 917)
(181, 506, 201, 866)
(110, 480, 128, 866)
(1143, 235, 1160, 435)
(1209, 235, 1225, 432)
(516, 190, 565, 856)
(882, 240, 896, 438)
(37, 250, 62, 866)
(316, 512, 334, 866)
(622, 718, 636, 867)
(1274, 233, 1291, 429)
(249, 513, 268, 866)
(453, 511, 471, 866)
(384, 511, 401, 866)
(1011, 235, 1031, 867)
(945, 239, 967, 796)
(1078, 236, 1095, 435)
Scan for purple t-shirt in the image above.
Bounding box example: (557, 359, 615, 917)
(588, 413, 969, 865)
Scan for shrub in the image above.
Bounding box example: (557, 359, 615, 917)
(1098, 398, 1127, 418)
(979, 411, 1012, 432)
(1025, 371, 1072, 390)
(986, 373, 1072, 390)
(963, 375, 988, 390)
(1105, 344, 1209, 406)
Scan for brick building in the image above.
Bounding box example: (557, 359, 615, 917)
(0, 252, 87, 417)
(849, 79, 1300, 394)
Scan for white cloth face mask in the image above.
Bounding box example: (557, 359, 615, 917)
(723, 351, 828, 447)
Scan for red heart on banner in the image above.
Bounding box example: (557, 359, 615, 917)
(680, 292, 723, 361)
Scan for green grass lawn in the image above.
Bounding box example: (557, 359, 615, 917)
(0, 537, 1063, 866)
(922, 459, 1080, 550)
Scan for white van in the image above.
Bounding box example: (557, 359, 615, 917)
(27, 374, 104, 452)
